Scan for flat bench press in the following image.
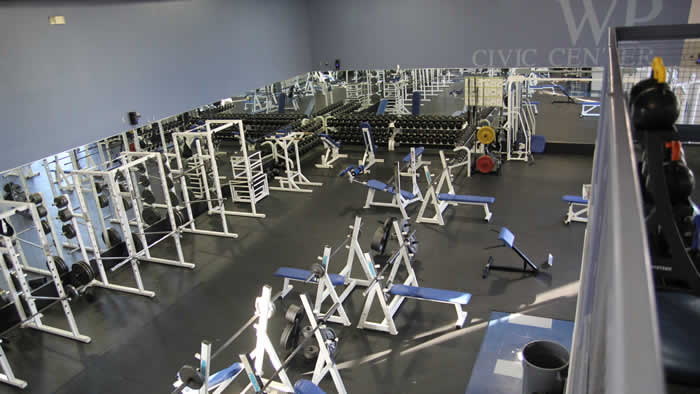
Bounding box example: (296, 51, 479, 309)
(363, 163, 421, 219)
(315, 133, 347, 169)
(563, 184, 591, 224)
(416, 151, 495, 225)
(389, 284, 470, 328)
(274, 247, 353, 326)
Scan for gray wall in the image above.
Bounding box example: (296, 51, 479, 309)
(0, 0, 313, 170)
(309, 0, 691, 70)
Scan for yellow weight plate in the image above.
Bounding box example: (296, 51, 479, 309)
(477, 126, 495, 145)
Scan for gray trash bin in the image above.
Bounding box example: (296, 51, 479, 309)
(522, 340, 569, 394)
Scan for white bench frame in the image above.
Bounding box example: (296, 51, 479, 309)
(315, 135, 347, 169)
(564, 184, 591, 224)
(364, 162, 421, 219)
(278, 246, 352, 326)
(416, 152, 493, 225)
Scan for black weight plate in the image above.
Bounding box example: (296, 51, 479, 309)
(285, 304, 303, 323)
(280, 323, 297, 351)
(141, 189, 156, 205)
(98, 194, 110, 208)
(28, 193, 42, 205)
(65, 284, 79, 300)
(301, 325, 314, 339)
(58, 208, 73, 222)
(169, 191, 180, 206)
(370, 225, 388, 254)
(174, 210, 186, 227)
(166, 176, 174, 189)
(95, 182, 105, 193)
(62, 223, 76, 239)
(142, 207, 161, 226)
(122, 197, 133, 211)
(102, 228, 122, 246)
(49, 256, 69, 277)
(178, 365, 204, 390)
(36, 205, 48, 218)
(41, 220, 51, 234)
(70, 261, 95, 286)
(310, 263, 325, 278)
(53, 195, 69, 208)
(138, 174, 150, 187)
(303, 344, 319, 362)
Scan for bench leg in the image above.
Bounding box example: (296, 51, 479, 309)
(280, 278, 293, 298)
(482, 203, 492, 222)
(454, 304, 468, 328)
(364, 189, 375, 209)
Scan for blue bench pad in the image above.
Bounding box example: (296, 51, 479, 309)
(319, 133, 341, 148)
(295, 379, 327, 394)
(498, 227, 515, 248)
(438, 193, 495, 204)
(208, 363, 242, 387)
(274, 267, 345, 286)
(367, 180, 416, 200)
(402, 146, 425, 162)
(563, 195, 588, 204)
(390, 284, 471, 304)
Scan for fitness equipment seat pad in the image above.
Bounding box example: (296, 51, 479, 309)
(498, 227, 515, 248)
(294, 379, 327, 394)
(274, 267, 345, 286)
(402, 147, 425, 162)
(438, 193, 494, 204)
(366, 180, 416, 200)
(562, 195, 588, 204)
(319, 133, 341, 148)
(389, 284, 471, 304)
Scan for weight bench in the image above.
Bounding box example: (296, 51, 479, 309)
(358, 122, 383, 173)
(315, 133, 347, 169)
(389, 284, 470, 328)
(274, 247, 353, 326)
(563, 184, 591, 224)
(483, 227, 550, 278)
(416, 152, 494, 225)
(580, 101, 601, 117)
(363, 163, 421, 219)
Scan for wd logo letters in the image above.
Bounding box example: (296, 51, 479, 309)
(471, 0, 666, 67)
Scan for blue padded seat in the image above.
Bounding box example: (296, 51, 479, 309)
(366, 179, 388, 191)
(367, 180, 416, 200)
(319, 133, 340, 148)
(438, 193, 495, 204)
(294, 379, 326, 394)
(389, 284, 471, 304)
(386, 186, 416, 200)
(274, 267, 345, 286)
(208, 363, 242, 387)
(402, 147, 425, 162)
(498, 227, 515, 248)
(562, 195, 588, 204)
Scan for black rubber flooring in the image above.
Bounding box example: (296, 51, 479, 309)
(0, 146, 592, 394)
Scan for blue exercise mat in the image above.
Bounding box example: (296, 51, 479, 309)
(464, 311, 573, 394)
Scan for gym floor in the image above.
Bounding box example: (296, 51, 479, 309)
(0, 89, 595, 393)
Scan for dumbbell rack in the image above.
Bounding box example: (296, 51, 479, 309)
(642, 130, 700, 294)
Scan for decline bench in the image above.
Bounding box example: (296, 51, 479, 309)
(315, 133, 347, 169)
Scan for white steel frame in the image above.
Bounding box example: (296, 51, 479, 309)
(267, 131, 322, 193)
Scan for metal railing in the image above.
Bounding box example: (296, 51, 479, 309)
(567, 24, 700, 394)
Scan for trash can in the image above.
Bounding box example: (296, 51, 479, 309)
(522, 340, 569, 394)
